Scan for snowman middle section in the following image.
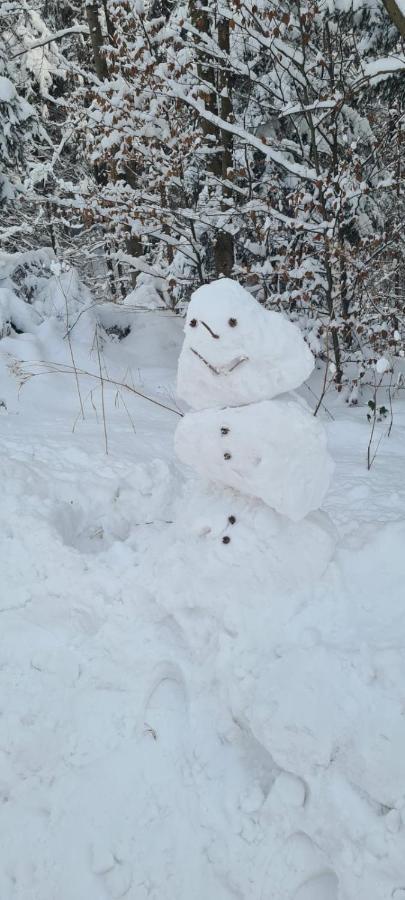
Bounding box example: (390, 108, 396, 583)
(175, 397, 333, 522)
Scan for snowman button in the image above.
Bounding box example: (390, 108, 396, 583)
(228, 515, 236, 525)
(221, 427, 230, 435)
(222, 536, 231, 544)
(224, 452, 232, 460)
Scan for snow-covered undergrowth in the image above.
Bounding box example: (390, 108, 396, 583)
(1, 275, 405, 900)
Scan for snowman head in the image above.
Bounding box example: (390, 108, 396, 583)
(184, 279, 264, 354)
(177, 278, 314, 409)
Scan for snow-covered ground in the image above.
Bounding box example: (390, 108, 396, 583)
(1, 302, 405, 900)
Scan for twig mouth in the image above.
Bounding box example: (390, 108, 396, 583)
(201, 321, 220, 339)
(191, 347, 248, 375)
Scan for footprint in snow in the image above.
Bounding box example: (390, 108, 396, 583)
(142, 661, 188, 751)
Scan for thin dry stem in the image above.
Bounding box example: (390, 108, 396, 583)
(96, 325, 108, 454)
(16, 359, 183, 417)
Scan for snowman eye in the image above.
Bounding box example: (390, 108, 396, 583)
(228, 318, 238, 327)
(189, 318, 198, 328)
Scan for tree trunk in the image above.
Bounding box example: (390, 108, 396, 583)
(214, 13, 234, 278)
(382, 0, 405, 35)
(85, 2, 108, 80)
(189, 0, 221, 178)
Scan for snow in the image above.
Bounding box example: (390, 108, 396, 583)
(175, 398, 333, 520)
(362, 55, 405, 85)
(376, 356, 390, 374)
(0, 75, 17, 102)
(1, 279, 405, 899)
(177, 279, 315, 409)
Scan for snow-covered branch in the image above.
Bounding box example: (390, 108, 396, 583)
(10, 25, 90, 59)
(167, 84, 318, 182)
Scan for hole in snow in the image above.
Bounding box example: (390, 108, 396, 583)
(52, 502, 130, 554)
(104, 324, 131, 341)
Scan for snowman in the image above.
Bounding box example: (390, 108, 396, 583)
(175, 278, 333, 523)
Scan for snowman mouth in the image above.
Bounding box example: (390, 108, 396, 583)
(191, 347, 248, 375)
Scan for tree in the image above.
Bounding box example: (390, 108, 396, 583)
(0, 14, 40, 243)
(3, 0, 403, 391)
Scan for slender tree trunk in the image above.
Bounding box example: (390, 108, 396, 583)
(85, 2, 108, 79)
(214, 13, 234, 278)
(189, 0, 221, 178)
(382, 0, 405, 35)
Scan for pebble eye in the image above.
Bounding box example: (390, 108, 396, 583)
(228, 318, 238, 327)
(190, 318, 198, 327)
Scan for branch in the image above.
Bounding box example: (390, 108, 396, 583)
(18, 359, 183, 417)
(166, 84, 318, 182)
(10, 25, 90, 58)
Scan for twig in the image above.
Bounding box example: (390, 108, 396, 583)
(304, 382, 335, 420)
(190, 347, 248, 375)
(191, 347, 221, 374)
(114, 389, 137, 434)
(17, 359, 183, 417)
(96, 326, 108, 454)
(72, 387, 97, 432)
(367, 373, 384, 470)
(314, 329, 331, 417)
(387, 371, 394, 438)
(61, 272, 85, 421)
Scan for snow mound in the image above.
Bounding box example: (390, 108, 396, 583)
(0, 286, 42, 336)
(177, 278, 314, 409)
(2, 270, 405, 900)
(141, 475, 405, 900)
(175, 397, 333, 520)
(143, 479, 335, 622)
